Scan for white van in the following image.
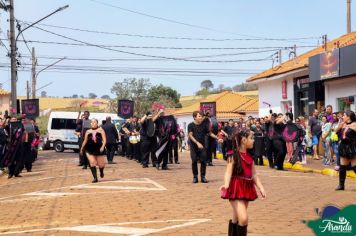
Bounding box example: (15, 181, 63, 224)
(47, 111, 124, 152)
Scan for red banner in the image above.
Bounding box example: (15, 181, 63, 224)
(282, 80, 287, 99)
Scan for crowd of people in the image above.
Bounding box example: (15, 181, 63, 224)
(0, 114, 40, 178)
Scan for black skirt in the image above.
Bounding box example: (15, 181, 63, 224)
(338, 140, 356, 159)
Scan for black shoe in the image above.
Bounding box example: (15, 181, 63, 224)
(335, 185, 345, 191)
(27, 169, 32, 172)
(92, 178, 98, 183)
(162, 166, 169, 170)
(201, 177, 208, 183)
(193, 177, 198, 183)
(175, 161, 180, 164)
(208, 163, 214, 166)
(82, 165, 88, 169)
(8, 175, 13, 179)
(142, 165, 149, 168)
(152, 164, 156, 167)
(99, 168, 104, 178)
(78, 164, 83, 166)
(15, 174, 22, 178)
(156, 164, 160, 170)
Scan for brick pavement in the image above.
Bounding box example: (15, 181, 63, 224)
(0, 150, 355, 236)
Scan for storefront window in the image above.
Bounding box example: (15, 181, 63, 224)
(338, 96, 356, 112)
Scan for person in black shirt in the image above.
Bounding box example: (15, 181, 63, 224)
(253, 120, 265, 166)
(127, 116, 141, 162)
(222, 119, 235, 160)
(309, 109, 322, 160)
(75, 111, 91, 169)
(140, 110, 163, 168)
(188, 111, 222, 183)
(120, 118, 132, 157)
(269, 113, 287, 170)
(102, 116, 119, 164)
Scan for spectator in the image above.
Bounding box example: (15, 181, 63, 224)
(309, 109, 322, 160)
(321, 116, 332, 165)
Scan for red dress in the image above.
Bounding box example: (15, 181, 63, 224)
(221, 152, 258, 201)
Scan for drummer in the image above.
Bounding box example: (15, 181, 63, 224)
(140, 109, 164, 168)
(127, 116, 141, 163)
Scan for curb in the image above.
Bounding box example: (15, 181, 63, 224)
(262, 160, 356, 180)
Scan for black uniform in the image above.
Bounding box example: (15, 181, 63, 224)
(140, 119, 158, 167)
(253, 126, 265, 166)
(272, 122, 287, 170)
(76, 119, 90, 168)
(264, 121, 275, 168)
(102, 122, 119, 163)
(127, 122, 141, 162)
(188, 121, 210, 179)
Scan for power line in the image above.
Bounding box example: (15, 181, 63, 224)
(19, 20, 321, 42)
(3, 67, 255, 77)
(28, 25, 275, 63)
(9, 38, 317, 51)
(88, 0, 264, 38)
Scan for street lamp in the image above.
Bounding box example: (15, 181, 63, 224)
(9, 1, 69, 114)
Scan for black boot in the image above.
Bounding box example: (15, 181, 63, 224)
(237, 224, 247, 236)
(90, 167, 98, 183)
(228, 220, 238, 236)
(99, 168, 104, 178)
(336, 165, 347, 191)
(352, 165, 356, 174)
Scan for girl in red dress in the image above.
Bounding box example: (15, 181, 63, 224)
(220, 129, 266, 236)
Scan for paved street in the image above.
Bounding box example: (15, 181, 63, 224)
(0, 151, 356, 236)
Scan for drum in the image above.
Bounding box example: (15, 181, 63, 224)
(129, 135, 140, 144)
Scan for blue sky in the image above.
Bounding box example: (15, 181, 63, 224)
(0, 0, 355, 98)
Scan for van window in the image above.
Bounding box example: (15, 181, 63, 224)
(51, 118, 77, 130)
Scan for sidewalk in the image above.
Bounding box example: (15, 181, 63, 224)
(215, 152, 356, 179)
(273, 156, 356, 179)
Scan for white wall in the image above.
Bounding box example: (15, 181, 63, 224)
(176, 114, 193, 133)
(324, 76, 356, 111)
(257, 77, 294, 117)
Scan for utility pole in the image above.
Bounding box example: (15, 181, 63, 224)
(31, 47, 36, 99)
(9, 0, 17, 114)
(347, 0, 352, 33)
(26, 80, 30, 99)
(278, 49, 282, 64)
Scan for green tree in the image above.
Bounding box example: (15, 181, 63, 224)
(196, 88, 210, 98)
(110, 78, 151, 116)
(88, 93, 97, 99)
(101, 95, 111, 99)
(148, 84, 181, 108)
(201, 80, 214, 90)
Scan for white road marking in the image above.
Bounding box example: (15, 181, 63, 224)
(0, 178, 167, 203)
(0, 219, 211, 235)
